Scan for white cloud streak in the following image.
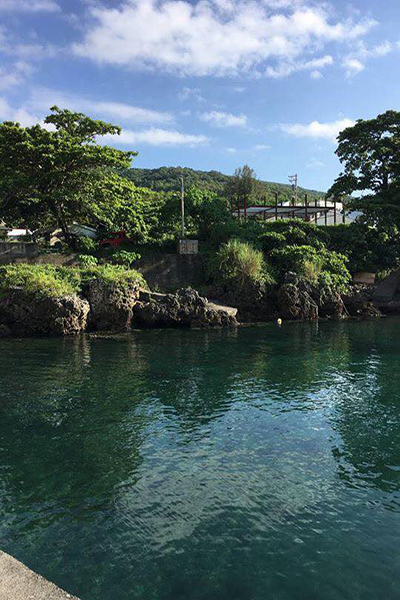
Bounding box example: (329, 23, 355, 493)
(281, 118, 355, 142)
(73, 0, 376, 78)
(266, 54, 333, 78)
(0, 93, 208, 147)
(105, 128, 209, 147)
(200, 110, 248, 128)
(342, 40, 395, 76)
(29, 88, 174, 125)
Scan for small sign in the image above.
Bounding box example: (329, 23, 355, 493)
(178, 239, 199, 255)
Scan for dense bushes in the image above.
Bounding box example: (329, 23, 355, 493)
(205, 220, 352, 299)
(0, 264, 146, 298)
(322, 223, 400, 273)
(270, 245, 351, 296)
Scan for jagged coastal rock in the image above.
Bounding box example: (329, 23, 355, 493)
(87, 279, 141, 331)
(2, 268, 400, 337)
(343, 287, 382, 318)
(0, 285, 237, 336)
(277, 273, 319, 321)
(0, 291, 90, 336)
(206, 279, 276, 322)
(134, 287, 238, 328)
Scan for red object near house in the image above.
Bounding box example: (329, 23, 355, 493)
(99, 231, 129, 248)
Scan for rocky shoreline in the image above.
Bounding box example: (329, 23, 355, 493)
(0, 285, 238, 337)
(0, 269, 399, 338)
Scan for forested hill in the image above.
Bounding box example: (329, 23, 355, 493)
(125, 166, 325, 203)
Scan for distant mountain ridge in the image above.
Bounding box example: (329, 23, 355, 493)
(125, 166, 325, 204)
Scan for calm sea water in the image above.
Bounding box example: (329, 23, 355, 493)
(0, 321, 399, 600)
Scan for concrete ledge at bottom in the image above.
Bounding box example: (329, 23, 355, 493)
(0, 550, 80, 600)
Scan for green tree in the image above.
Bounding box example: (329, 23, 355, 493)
(225, 165, 262, 212)
(0, 106, 137, 247)
(327, 110, 400, 224)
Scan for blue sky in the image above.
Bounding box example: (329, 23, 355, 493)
(1, 0, 400, 191)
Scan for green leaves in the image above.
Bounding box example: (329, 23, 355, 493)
(328, 110, 400, 202)
(0, 106, 138, 245)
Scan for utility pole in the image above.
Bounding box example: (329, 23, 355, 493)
(288, 174, 298, 205)
(180, 175, 185, 239)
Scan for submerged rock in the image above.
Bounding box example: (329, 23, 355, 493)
(134, 287, 237, 328)
(0, 290, 89, 336)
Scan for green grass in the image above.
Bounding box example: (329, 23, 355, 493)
(0, 264, 147, 298)
(79, 265, 146, 289)
(0, 264, 80, 297)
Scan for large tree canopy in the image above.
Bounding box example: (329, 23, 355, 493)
(327, 110, 400, 221)
(0, 106, 138, 246)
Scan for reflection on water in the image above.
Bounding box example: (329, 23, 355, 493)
(0, 320, 399, 600)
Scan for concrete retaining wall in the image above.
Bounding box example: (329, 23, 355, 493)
(0, 241, 39, 260)
(136, 253, 204, 290)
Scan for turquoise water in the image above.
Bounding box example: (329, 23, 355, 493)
(0, 321, 399, 600)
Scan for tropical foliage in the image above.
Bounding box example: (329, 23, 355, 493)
(0, 107, 136, 247)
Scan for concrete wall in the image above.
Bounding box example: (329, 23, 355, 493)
(136, 253, 204, 290)
(0, 241, 39, 260)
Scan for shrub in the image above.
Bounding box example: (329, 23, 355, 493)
(208, 239, 274, 288)
(77, 254, 98, 268)
(79, 264, 146, 290)
(270, 244, 351, 296)
(75, 236, 99, 254)
(0, 264, 80, 297)
(111, 250, 141, 268)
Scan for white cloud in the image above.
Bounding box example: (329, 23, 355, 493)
(200, 110, 248, 128)
(0, 97, 41, 127)
(281, 118, 355, 142)
(226, 147, 237, 154)
(254, 144, 271, 151)
(266, 54, 333, 78)
(90, 101, 173, 124)
(179, 87, 205, 102)
(342, 57, 364, 76)
(0, 61, 34, 91)
(342, 40, 395, 77)
(310, 70, 322, 79)
(0, 95, 207, 147)
(73, 0, 376, 78)
(105, 128, 209, 147)
(0, 0, 59, 11)
(29, 88, 174, 124)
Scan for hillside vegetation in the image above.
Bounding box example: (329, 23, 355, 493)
(124, 166, 324, 204)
